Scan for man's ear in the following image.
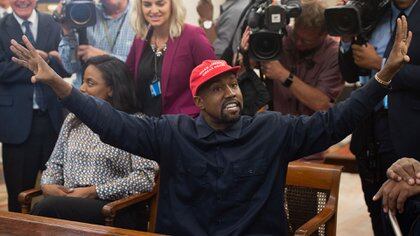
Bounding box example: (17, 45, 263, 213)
(193, 95, 205, 110)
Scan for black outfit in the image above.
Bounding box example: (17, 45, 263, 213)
(0, 12, 68, 212)
(339, 2, 420, 235)
(62, 77, 387, 235)
(136, 43, 164, 117)
(31, 196, 148, 230)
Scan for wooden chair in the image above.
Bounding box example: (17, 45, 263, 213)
(285, 161, 343, 236)
(18, 175, 159, 232)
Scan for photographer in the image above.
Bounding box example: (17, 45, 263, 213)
(241, 0, 344, 117)
(338, 0, 420, 234)
(59, 0, 135, 88)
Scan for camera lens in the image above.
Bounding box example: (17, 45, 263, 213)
(70, 4, 92, 25)
(249, 32, 282, 61)
(335, 14, 357, 34)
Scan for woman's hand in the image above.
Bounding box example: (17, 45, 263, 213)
(10, 35, 60, 84)
(41, 184, 74, 197)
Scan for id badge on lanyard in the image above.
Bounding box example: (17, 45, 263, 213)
(150, 76, 161, 97)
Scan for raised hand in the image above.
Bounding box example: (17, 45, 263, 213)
(10, 35, 59, 84)
(378, 15, 412, 82)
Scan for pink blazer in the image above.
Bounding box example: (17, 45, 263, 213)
(126, 24, 216, 117)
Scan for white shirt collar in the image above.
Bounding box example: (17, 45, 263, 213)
(13, 9, 37, 26)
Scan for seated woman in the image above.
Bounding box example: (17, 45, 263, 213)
(31, 55, 159, 230)
(126, 0, 216, 117)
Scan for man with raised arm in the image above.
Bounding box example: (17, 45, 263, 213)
(10, 16, 412, 236)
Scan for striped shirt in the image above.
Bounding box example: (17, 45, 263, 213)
(59, 2, 135, 88)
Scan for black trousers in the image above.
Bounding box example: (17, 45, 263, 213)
(355, 110, 399, 236)
(31, 196, 149, 231)
(2, 110, 58, 212)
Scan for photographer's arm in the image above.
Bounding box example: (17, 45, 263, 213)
(262, 60, 332, 111)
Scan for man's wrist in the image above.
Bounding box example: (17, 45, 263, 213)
(282, 72, 294, 88)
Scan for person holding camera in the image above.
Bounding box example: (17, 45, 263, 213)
(0, 0, 69, 212)
(125, 0, 215, 117)
(59, 0, 135, 88)
(9, 13, 412, 234)
(338, 0, 420, 234)
(241, 0, 344, 117)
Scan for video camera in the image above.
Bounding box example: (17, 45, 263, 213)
(247, 0, 301, 61)
(53, 0, 97, 29)
(325, 0, 389, 42)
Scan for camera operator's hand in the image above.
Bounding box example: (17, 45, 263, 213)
(77, 45, 106, 62)
(240, 26, 251, 52)
(55, 2, 72, 36)
(261, 61, 289, 82)
(48, 50, 62, 65)
(197, 0, 213, 22)
(351, 43, 383, 71)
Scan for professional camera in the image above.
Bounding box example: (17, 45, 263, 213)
(247, 0, 301, 61)
(325, 0, 389, 40)
(53, 0, 96, 29)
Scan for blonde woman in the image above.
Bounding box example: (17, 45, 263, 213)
(126, 0, 216, 117)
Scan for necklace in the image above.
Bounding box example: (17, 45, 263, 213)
(150, 43, 167, 57)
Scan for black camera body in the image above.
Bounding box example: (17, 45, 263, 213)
(325, 0, 389, 76)
(247, 0, 301, 61)
(325, 0, 389, 39)
(53, 0, 97, 29)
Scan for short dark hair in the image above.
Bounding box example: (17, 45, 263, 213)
(84, 55, 138, 113)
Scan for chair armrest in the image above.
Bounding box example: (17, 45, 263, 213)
(294, 197, 336, 236)
(18, 188, 43, 214)
(101, 191, 157, 217)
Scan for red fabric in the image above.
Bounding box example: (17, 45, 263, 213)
(125, 24, 216, 117)
(190, 60, 240, 96)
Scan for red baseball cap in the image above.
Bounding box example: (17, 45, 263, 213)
(190, 60, 240, 96)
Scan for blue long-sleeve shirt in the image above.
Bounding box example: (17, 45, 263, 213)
(61, 78, 388, 235)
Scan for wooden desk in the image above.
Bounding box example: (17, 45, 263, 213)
(0, 211, 164, 236)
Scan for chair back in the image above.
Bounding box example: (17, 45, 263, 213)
(285, 161, 343, 236)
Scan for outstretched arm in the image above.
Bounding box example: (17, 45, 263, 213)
(10, 36, 163, 162)
(285, 16, 412, 159)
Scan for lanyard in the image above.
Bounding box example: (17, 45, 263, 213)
(101, 12, 127, 53)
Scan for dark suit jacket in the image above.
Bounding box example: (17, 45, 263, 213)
(126, 24, 216, 117)
(0, 12, 68, 144)
(339, 2, 420, 159)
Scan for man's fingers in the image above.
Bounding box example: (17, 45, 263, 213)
(22, 35, 38, 57)
(10, 40, 31, 60)
(387, 170, 402, 182)
(406, 31, 413, 49)
(396, 191, 407, 214)
(388, 191, 397, 215)
(373, 185, 384, 201)
(12, 57, 29, 69)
